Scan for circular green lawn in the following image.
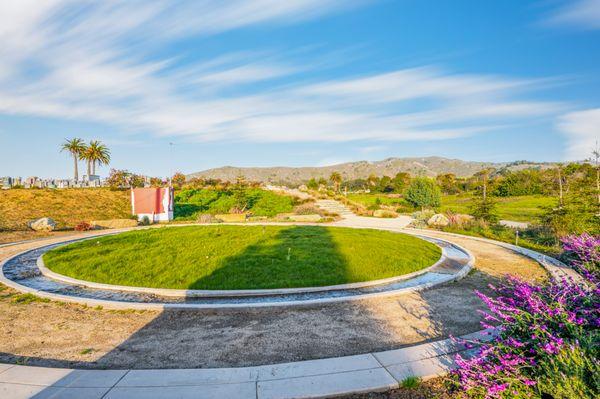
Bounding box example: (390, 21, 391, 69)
(43, 225, 441, 290)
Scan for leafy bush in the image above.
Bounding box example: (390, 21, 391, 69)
(140, 216, 151, 226)
(74, 221, 93, 231)
(471, 198, 499, 224)
(404, 178, 441, 210)
(452, 234, 600, 399)
(561, 233, 600, 278)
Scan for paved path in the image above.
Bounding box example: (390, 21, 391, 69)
(498, 220, 529, 229)
(0, 330, 492, 399)
(0, 207, 579, 399)
(0, 230, 472, 310)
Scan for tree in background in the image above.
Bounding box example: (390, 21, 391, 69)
(470, 168, 499, 223)
(436, 173, 460, 194)
(87, 140, 111, 175)
(392, 172, 411, 193)
(366, 174, 379, 190)
(376, 175, 394, 193)
(404, 177, 441, 210)
(107, 169, 129, 189)
(149, 177, 163, 187)
(317, 177, 328, 188)
(329, 172, 342, 193)
(470, 197, 499, 223)
(171, 172, 186, 189)
(60, 138, 86, 181)
(107, 169, 145, 190)
(307, 178, 319, 190)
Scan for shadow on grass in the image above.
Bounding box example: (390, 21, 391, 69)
(172, 203, 202, 219)
(0, 231, 522, 399)
(189, 226, 349, 290)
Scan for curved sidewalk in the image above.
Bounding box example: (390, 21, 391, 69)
(0, 227, 474, 310)
(0, 329, 492, 399)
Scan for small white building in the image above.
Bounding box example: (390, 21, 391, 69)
(131, 187, 174, 222)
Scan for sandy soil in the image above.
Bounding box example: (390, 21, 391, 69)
(0, 231, 546, 369)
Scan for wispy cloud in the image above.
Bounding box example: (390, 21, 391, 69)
(557, 108, 600, 160)
(0, 1, 565, 146)
(543, 0, 600, 30)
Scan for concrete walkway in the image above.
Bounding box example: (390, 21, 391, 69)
(0, 330, 492, 399)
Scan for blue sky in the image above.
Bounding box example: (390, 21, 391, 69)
(0, 0, 599, 178)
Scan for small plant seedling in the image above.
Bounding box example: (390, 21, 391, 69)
(80, 348, 94, 355)
(400, 376, 421, 389)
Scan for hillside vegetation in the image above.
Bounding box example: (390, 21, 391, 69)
(188, 156, 557, 184)
(174, 187, 295, 220)
(0, 189, 130, 230)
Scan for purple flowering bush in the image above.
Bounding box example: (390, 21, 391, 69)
(453, 234, 600, 398)
(561, 233, 600, 279)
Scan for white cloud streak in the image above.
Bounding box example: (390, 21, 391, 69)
(0, 1, 565, 145)
(544, 0, 600, 30)
(558, 108, 600, 160)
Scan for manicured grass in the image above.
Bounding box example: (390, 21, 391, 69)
(346, 193, 556, 222)
(43, 225, 441, 290)
(440, 194, 557, 222)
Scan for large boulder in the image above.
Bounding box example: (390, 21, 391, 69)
(28, 217, 56, 231)
(427, 213, 450, 227)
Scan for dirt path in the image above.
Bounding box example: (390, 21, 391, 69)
(0, 230, 545, 369)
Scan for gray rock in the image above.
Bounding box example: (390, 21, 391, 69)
(427, 213, 450, 227)
(28, 217, 57, 231)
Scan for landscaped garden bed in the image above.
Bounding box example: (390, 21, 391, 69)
(42, 225, 441, 290)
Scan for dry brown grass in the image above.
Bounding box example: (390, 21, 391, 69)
(0, 188, 130, 230)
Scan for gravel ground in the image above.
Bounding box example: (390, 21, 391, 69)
(0, 230, 545, 369)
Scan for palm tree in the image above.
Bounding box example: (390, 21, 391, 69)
(60, 138, 86, 181)
(329, 172, 342, 193)
(84, 140, 111, 175)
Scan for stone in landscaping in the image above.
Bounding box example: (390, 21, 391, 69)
(28, 217, 56, 231)
(427, 213, 449, 227)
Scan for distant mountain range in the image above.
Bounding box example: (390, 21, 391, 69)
(187, 157, 558, 184)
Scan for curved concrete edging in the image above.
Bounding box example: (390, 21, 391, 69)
(34, 232, 447, 298)
(0, 329, 496, 399)
(0, 225, 582, 399)
(405, 228, 582, 282)
(0, 225, 475, 310)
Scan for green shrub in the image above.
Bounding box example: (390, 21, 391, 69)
(470, 197, 499, 224)
(140, 216, 151, 226)
(404, 178, 441, 210)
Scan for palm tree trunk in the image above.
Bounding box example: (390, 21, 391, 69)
(73, 154, 78, 181)
(87, 160, 91, 177)
(92, 160, 96, 175)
